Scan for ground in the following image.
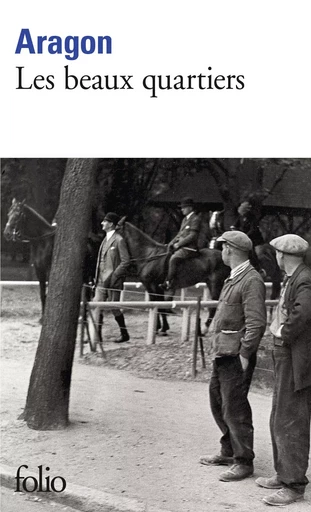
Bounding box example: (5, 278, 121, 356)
(0, 276, 274, 387)
(1, 263, 310, 511)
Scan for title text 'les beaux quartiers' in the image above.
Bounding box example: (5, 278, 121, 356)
(15, 29, 245, 96)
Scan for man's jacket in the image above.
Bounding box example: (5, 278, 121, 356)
(210, 265, 266, 359)
(170, 213, 201, 250)
(94, 232, 130, 288)
(282, 263, 311, 391)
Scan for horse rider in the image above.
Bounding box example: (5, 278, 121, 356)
(89, 212, 131, 346)
(162, 197, 201, 291)
(232, 201, 265, 274)
(235, 201, 265, 247)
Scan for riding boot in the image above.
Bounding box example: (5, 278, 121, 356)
(113, 314, 130, 343)
(160, 254, 180, 291)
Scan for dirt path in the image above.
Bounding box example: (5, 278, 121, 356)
(1, 313, 310, 512)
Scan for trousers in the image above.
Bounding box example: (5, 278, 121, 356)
(167, 248, 197, 282)
(270, 346, 311, 492)
(209, 354, 256, 465)
(89, 284, 122, 343)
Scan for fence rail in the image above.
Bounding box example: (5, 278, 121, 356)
(2, 280, 279, 378)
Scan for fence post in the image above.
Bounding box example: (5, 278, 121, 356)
(192, 296, 201, 378)
(147, 307, 158, 345)
(181, 307, 191, 342)
(203, 286, 211, 301)
(79, 285, 87, 357)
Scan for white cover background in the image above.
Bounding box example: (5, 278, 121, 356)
(0, 0, 310, 157)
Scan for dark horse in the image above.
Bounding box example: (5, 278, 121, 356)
(3, 198, 100, 320)
(116, 218, 230, 334)
(209, 210, 282, 302)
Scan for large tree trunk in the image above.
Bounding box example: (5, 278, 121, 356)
(23, 159, 98, 430)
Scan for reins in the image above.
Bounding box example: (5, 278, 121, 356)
(128, 251, 170, 264)
(10, 205, 56, 242)
(17, 230, 56, 242)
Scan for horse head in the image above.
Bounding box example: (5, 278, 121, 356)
(4, 198, 55, 242)
(4, 198, 26, 241)
(116, 216, 126, 231)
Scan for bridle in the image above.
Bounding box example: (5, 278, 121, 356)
(6, 204, 25, 242)
(6, 202, 56, 242)
(115, 221, 170, 264)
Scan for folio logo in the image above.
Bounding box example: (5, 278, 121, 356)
(15, 465, 66, 492)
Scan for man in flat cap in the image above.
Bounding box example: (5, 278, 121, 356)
(89, 212, 131, 346)
(200, 231, 266, 482)
(255, 234, 311, 506)
(162, 197, 201, 292)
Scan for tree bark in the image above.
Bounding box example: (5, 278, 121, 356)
(23, 159, 98, 430)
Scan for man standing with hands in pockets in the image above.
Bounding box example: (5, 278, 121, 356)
(256, 234, 311, 507)
(200, 231, 266, 482)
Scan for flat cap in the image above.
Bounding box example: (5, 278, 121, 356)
(270, 234, 309, 255)
(217, 230, 253, 252)
(103, 212, 120, 225)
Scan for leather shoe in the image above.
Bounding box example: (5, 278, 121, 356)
(262, 488, 304, 506)
(255, 475, 282, 489)
(199, 454, 233, 466)
(219, 463, 254, 482)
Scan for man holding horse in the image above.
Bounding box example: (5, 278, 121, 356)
(255, 234, 311, 507)
(163, 197, 201, 292)
(89, 212, 131, 346)
(200, 231, 266, 482)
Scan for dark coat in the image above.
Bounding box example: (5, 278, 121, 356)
(170, 213, 201, 250)
(282, 263, 311, 391)
(210, 265, 266, 359)
(94, 232, 130, 289)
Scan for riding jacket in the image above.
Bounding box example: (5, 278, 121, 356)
(170, 213, 201, 250)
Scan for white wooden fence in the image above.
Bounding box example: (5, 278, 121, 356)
(1, 281, 278, 349)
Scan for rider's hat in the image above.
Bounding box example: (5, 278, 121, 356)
(103, 212, 120, 225)
(270, 234, 309, 255)
(217, 231, 253, 252)
(179, 197, 194, 208)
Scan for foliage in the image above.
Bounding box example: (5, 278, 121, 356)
(2, 158, 310, 250)
(1, 158, 66, 223)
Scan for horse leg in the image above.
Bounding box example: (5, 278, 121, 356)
(159, 308, 170, 335)
(149, 288, 170, 335)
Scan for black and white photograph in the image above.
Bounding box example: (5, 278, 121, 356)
(1, 158, 311, 511)
(2, 1, 311, 510)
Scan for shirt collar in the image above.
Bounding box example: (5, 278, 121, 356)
(106, 230, 115, 241)
(228, 260, 250, 280)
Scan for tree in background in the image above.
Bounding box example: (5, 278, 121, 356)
(23, 159, 97, 430)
